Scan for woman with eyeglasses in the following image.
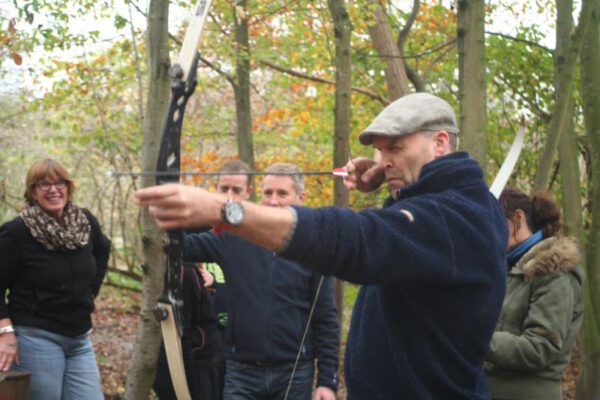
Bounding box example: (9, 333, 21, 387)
(485, 188, 583, 400)
(0, 158, 111, 400)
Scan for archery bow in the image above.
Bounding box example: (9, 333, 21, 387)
(153, 1, 212, 399)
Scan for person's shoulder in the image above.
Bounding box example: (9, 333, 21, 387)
(1, 216, 26, 231)
(0, 216, 28, 239)
(521, 236, 581, 282)
(80, 207, 96, 221)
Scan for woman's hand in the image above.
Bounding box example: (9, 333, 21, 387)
(196, 264, 215, 287)
(0, 332, 18, 371)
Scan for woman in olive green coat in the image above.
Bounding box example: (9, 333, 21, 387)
(485, 188, 583, 400)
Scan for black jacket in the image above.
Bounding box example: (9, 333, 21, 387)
(0, 210, 110, 336)
(154, 264, 225, 400)
(184, 232, 340, 391)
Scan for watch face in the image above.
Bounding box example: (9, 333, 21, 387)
(224, 201, 245, 225)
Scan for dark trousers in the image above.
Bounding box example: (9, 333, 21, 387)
(223, 359, 313, 400)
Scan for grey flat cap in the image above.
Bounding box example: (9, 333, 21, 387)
(359, 92, 458, 145)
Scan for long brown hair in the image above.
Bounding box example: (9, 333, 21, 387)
(24, 159, 75, 202)
(499, 187, 561, 238)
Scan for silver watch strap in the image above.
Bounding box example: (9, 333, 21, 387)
(0, 325, 15, 334)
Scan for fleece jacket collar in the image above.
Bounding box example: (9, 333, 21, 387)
(389, 151, 483, 202)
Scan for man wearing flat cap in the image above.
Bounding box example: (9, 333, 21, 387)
(136, 92, 508, 400)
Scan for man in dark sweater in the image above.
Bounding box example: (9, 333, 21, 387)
(136, 93, 508, 399)
(184, 161, 339, 400)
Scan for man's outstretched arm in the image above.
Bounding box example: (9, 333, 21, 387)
(135, 184, 294, 252)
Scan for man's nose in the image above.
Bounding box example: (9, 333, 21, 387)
(269, 196, 280, 207)
(380, 154, 393, 168)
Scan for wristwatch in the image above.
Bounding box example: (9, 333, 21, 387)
(0, 325, 15, 335)
(221, 198, 245, 226)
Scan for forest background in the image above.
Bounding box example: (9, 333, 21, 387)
(2, 0, 600, 399)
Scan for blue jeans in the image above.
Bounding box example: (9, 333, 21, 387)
(13, 326, 103, 400)
(224, 359, 314, 400)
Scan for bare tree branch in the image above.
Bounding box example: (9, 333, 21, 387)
(363, 38, 456, 60)
(397, 0, 420, 49)
(492, 76, 551, 122)
(405, 63, 426, 92)
(128, 0, 147, 18)
(485, 31, 553, 53)
(259, 59, 389, 105)
(397, 0, 422, 92)
(248, 0, 299, 27)
(199, 55, 236, 87)
(422, 43, 454, 82)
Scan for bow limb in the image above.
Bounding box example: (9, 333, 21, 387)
(153, 1, 212, 399)
(489, 117, 526, 199)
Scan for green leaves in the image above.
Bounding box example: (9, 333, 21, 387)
(114, 15, 128, 30)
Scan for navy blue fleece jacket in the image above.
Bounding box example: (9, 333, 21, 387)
(280, 152, 508, 400)
(183, 233, 340, 391)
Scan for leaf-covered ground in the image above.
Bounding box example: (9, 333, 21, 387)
(91, 285, 579, 399)
(91, 286, 140, 398)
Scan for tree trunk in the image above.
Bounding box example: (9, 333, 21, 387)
(456, 0, 487, 172)
(558, 101, 583, 241)
(327, 0, 352, 324)
(535, 0, 595, 190)
(578, 0, 600, 397)
(233, 0, 255, 173)
(554, 0, 584, 242)
(123, 1, 171, 399)
(367, 1, 411, 100)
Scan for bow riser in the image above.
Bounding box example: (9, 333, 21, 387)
(155, 53, 199, 338)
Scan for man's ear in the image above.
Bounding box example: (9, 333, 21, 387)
(297, 191, 307, 204)
(432, 131, 451, 157)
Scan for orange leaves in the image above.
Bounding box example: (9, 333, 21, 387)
(94, 54, 107, 64)
(2, 19, 23, 66)
(11, 53, 23, 65)
(180, 152, 237, 186)
(8, 19, 17, 35)
(298, 110, 310, 124)
(255, 108, 288, 127)
(181, 152, 221, 172)
(414, 3, 456, 30)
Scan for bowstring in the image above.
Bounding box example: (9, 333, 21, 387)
(283, 276, 324, 400)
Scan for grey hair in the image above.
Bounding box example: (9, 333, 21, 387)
(422, 130, 458, 151)
(266, 163, 305, 193)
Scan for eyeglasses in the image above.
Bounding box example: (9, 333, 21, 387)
(35, 180, 67, 191)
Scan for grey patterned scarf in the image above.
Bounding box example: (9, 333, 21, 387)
(21, 201, 91, 251)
